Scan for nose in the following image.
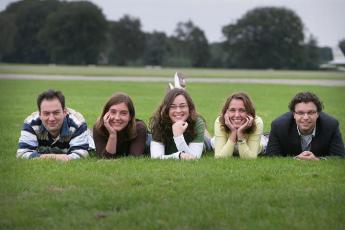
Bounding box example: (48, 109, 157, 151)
(114, 113, 120, 120)
(176, 106, 182, 112)
(302, 113, 309, 118)
(48, 113, 55, 120)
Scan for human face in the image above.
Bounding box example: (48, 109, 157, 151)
(107, 103, 131, 131)
(293, 102, 319, 135)
(225, 99, 248, 128)
(168, 94, 190, 123)
(39, 98, 67, 137)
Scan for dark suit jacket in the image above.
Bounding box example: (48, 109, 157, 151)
(266, 112, 345, 157)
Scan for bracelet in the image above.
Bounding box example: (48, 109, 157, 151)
(237, 139, 246, 144)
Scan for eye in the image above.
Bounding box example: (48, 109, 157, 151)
(120, 111, 128, 116)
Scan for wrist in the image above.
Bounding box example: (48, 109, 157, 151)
(237, 138, 246, 144)
(179, 151, 185, 159)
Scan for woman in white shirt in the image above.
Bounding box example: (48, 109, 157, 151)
(149, 88, 205, 160)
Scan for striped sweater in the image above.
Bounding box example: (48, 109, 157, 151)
(17, 108, 94, 160)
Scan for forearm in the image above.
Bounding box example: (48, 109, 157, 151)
(173, 135, 203, 158)
(16, 149, 40, 159)
(214, 136, 235, 158)
(150, 140, 180, 159)
(105, 134, 117, 154)
(238, 135, 261, 159)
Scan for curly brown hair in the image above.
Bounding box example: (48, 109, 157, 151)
(219, 92, 257, 134)
(149, 88, 198, 144)
(288, 91, 323, 112)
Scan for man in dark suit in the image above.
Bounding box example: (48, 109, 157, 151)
(266, 92, 345, 160)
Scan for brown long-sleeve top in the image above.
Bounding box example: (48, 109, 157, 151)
(93, 120, 148, 158)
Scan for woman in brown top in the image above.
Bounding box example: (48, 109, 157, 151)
(93, 92, 148, 158)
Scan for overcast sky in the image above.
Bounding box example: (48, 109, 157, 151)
(1, 0, 344, 47)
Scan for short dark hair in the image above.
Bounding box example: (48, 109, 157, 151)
(288, 91, 323, 112)
(37, 89, 65, 111)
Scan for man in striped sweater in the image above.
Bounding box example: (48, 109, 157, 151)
(17, 89, 94, 161)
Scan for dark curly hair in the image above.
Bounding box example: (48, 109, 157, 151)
(149, 88, 198, 145)
(219, 92, 257, 134)
(288, 92, 323, 112)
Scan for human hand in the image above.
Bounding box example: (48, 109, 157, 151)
(103, 112, 117, 135)
(237, 115, 254, 138)
(39, 154, 70, 161)
(224, 113, 237, 132)
(172, 121, 188, 137)
(295, 151, 319, 160)
(180, 152, 196, 160)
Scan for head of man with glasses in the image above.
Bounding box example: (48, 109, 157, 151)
(266, 91, 345, 160)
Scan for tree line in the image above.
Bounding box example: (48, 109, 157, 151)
(0, 0, 341, 69)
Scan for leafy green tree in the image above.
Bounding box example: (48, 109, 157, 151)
(172, 20, 210, 67)
(318, 47, 332, 63)
(143, 31, 169, 66)
(108, 15, 146, 65)
(222, 7, 305, 69)
(1, 0, 60, 63)
(208, 42, 227, 68)
(302, 36, 320, 69)
(339, 39, 345, 55)
(0, 12, 17, 61)
(39, 1, 107, 64)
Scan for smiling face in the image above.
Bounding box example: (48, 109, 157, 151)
(168, 94, 190, 123)
(225, 99, 248, 129)
(108, 102, 131, 131)
(39, 98, 67, 137)
(293, 102, 319, 135)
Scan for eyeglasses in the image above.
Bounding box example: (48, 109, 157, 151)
(170, 104, 188, 110)
(294, 111, 317, 116)
(227, 108, 247, 114)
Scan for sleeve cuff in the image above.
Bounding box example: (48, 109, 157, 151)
(28, 151, 40, 159)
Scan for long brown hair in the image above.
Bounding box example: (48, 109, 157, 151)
(219, 92, 257, 134)
(149, 88, 198, 144)
(94, 92, 137, 140)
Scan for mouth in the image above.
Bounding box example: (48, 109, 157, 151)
(111, 122, 124, 126)
(231, 119, 244, 125)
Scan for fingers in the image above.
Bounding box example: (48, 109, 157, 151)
(103, 111, 110, 121)
(180, 152, 197, 160)
(172, 121, 188, 137)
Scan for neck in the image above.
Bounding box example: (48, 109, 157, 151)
(50, 131, 59, 138)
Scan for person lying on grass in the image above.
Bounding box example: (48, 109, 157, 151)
(17, 89, 94, 161)
(93, 92, 148, 158)
(214, 92, 265, 159)
(266, 91, 345, 160)
(149, 88, 206, 160)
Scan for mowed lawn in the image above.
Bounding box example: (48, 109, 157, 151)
(0, 75, 345, 229)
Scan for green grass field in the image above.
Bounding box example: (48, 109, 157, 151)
(1, 67, 345, 229)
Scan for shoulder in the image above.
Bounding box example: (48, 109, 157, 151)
(214, 116, 224, 129)
(272, 112, 293, 126)
(318, 112, 339, 128)
(24, 111, 40, 124)
(195, 116, 205, 129)
(135, 120, 148, 132)
(254, 116, 264, 130)
(255, 116, 263, 125)
(66, 108, 86, 127)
